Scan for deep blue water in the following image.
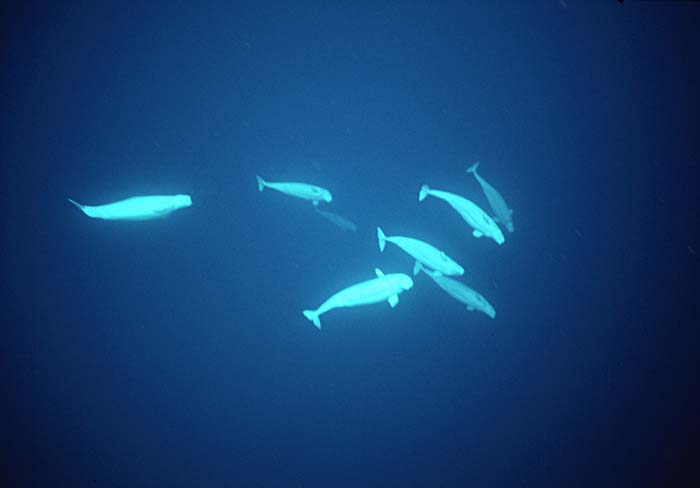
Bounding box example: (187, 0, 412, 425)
(2, 1, 698, 486)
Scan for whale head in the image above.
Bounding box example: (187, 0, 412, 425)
(173, 194, 193, 209)
(439, 252, 464, 275)
(492, 227, 505, 245)
(395, 274, 414, 291)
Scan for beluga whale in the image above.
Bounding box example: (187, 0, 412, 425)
(256, 175, 332, 206)
(418, 184, 505, 245)
(415, 262, 496, 319)
(377, 227, 464, 276)
(316, 208, 357, 232)
(302, 268, 414, 330)
(467, 162, 514, 233)
(67, 194, 192, 220)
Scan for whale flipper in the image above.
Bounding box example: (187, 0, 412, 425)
(472, 229, 483, 238)
(377, 227, 387, 252)
(388, 294, 399, 308)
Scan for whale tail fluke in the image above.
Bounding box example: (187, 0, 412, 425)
(377, 227, 387, 252)
(256, 175, 266, 192)
(419, 184, 430, 202)
(67, 198, 86, 213)
(303, 309, 321, 330)
(467, 161, 480, 174)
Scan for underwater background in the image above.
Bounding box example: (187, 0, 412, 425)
(1, 1, 698, 486)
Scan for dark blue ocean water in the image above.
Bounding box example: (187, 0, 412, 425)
(2, 1, 698, 486)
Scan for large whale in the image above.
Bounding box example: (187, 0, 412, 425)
(67, 195, 192, 220)
(418, 184, 505, 245)
(377, 227, 464, 276)
(467, 162, 514, 233)
(256, 175, 332, 206)
(415, 262, 496, 319)
(302, 268, 413, 329)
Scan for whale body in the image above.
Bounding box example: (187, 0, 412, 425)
(416, 262, 495, 319)
(467, 162, 514, 233)
(377, 227, 463, 276)
(418, 184, 505, 245)
(67, 194, 192, 220)
(302, 268, 413, 329)
(256, 175, 332, 206)
(316, 208, 357, 232)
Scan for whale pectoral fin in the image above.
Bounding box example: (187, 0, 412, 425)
(413, 261, 422, 276)
(312, 200, 319, 207)
(388, 294, 399, 308)
(472, 229, 484, 238)
(492, 216, 500, 223)
(375, 268, 385, 278)
(467, 305, 475, 311)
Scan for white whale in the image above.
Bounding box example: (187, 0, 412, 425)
(256, 175, 332, 206)
(467, 162, 514, 233)
(316, 208, 357, 232)
(416, 262, 495, 319)
(377, 227, 464, 276)
(418, 184, 504, 245)
(67, 195, 192, 220)
(302, 268, 414, 329)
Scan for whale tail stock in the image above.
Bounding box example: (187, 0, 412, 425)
(256, 175, 266, 192)
(303, 309, 321, 330)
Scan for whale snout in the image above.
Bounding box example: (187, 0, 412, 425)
(400, 276, 414, 290)
(176, 194, 193, 207)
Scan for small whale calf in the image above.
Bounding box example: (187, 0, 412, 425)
(377, 226, 464, 276)
(316, 208, 357, 232)
(467, 162, 514, 233)
(416, 263, 495, 319)
(419, 184, 505, 245)
(256, 175, 332, 206)
(302, 268, 414, 329)
(67, 195, 192, 220)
